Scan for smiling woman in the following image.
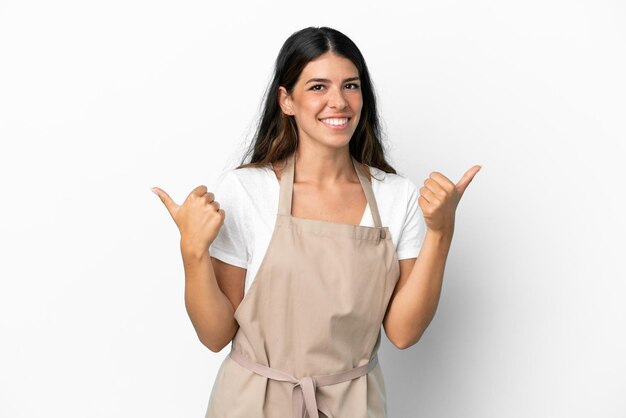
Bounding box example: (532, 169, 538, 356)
(202, 27, 416, 418)
(152, 25, 475, 418)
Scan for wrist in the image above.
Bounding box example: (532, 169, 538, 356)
(180, 238, 209, 260)
(426, 226, 454, 241)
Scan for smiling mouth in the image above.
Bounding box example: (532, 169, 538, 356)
(319, 117, 351, 128)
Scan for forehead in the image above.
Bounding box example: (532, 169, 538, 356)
(299, 52, 359, 81)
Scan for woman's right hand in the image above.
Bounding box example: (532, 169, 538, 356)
(152, 185, 225, 255)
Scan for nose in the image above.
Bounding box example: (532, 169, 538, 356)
(328, 86, 348, 110)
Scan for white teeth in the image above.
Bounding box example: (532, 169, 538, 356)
(321, 118, 348, 126)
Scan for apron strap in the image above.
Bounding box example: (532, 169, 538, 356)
(352, 156, 383, 228)
(277, 152, 383, 229)
(277, 152, 295, 217)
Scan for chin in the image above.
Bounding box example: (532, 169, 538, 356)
(322, 137, 354, 149)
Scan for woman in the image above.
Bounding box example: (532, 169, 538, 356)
(153, 26, 480, 418)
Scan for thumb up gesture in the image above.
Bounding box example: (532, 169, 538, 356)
(418, 165, 481, 233)
(151, 185, 225, 255)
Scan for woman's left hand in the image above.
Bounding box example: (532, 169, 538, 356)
(418, 165, 482, 234)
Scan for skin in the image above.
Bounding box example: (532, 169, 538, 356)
(152, 51, 481, 352)
(276, 52, 370, 225)
(383, 167, 480, 348)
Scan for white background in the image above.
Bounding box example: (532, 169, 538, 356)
(1, 0, 625, 417)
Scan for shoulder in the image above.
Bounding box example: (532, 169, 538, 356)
(367, 165, 417, 195)
(367, 165, 420, 226)
(214, 164, 271, 192)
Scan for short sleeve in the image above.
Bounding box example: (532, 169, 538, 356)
(395, 178, 427, 260)
(208, 170, 251, 269)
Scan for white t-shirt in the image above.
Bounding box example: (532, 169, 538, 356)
(208, 163, 426, 294)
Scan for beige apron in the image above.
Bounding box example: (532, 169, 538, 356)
(205, 152, 400, 418)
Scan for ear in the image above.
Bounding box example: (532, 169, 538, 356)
(278, 86, 294, 116)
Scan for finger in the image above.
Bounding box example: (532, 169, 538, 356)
(418, 195, 431, 212)
(456, 165, 482, 196)
(152, 187, 179, 216)
(419, 185, 439, 204)
(429, 172, 455, 193)
(191, 185, 208, 197)
(202, 191, 216, 203)
(423, 177, 447, 198)
(209, 200, 221, 211)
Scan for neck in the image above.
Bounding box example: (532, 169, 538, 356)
(292, 143, 357, 187)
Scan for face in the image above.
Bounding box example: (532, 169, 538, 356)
(278, 52, 363, 150)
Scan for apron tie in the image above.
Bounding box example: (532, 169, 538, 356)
(293, 376, 320, 418)
(229, 348, 378, 418)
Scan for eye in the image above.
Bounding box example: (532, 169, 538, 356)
(345, 83, 361, 90)
(309, 84, 325, 91)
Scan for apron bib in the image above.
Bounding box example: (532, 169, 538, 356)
(205, 152, 400, 418)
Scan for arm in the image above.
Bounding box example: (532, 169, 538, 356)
(383, 164, 480, 349)
(383, 227, 453, 349)
(181, 242, 245, 353)
(153, 170, 251, 353)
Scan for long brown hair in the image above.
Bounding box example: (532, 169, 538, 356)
(237, 26, 396, 176)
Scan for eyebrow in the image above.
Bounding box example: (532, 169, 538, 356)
(305, 77, 360, 84)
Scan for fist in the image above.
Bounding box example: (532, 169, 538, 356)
(418, 165, 481, 233)
(152, 185, 225, 253)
